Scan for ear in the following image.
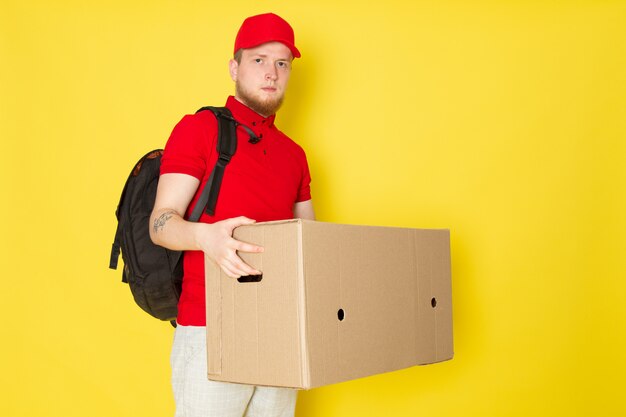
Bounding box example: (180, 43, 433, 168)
(229, 59, 238, 82)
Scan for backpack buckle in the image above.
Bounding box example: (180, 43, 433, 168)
(218, 153, 232, 164)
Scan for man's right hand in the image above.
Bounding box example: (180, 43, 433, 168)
(196, 216, 264, 279)
(149, 173, 263, 279)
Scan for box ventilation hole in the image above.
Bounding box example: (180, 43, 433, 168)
(337, 309, 345, 321)
(431, 297, 437, 308)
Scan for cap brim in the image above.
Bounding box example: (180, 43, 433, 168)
(236, 40, 301, 59)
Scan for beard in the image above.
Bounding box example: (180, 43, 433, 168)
(235, 81, 285, 117)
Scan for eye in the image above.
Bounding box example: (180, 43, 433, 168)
(254, 58, 263, 64)
(277, 61, 290, 69)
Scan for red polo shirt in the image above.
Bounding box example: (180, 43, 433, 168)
(160, 96, 312, 326)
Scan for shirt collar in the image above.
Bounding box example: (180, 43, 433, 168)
(226, 96, 276, 129)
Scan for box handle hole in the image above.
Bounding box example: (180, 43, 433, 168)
(237, 274, 263, 283)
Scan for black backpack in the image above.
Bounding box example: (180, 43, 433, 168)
(109, 106, 258, 324)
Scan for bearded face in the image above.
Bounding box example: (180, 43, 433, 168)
(235, 77, 285, 117)
(230, 42, 293, 117)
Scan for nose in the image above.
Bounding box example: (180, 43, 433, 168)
(265, 65, 278, 81)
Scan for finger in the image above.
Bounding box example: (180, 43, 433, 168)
(233, 239, 264, 254)
(224, 216, 257, 231)
(226, 254, 262, 276)
(220, 257, 249, 278)
(220, 262, 240, 279)
(222, 256, 261, 278)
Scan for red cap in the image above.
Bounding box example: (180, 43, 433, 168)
(234, 13, 301, 59)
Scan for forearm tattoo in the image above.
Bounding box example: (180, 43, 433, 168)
(153, 210, 176, 234)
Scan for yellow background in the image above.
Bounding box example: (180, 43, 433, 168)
(2, 1, 625, 416)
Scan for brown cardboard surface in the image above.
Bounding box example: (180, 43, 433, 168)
(205, 219, 453, 389)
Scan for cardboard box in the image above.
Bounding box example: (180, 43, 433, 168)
(205, 219, 453, 389)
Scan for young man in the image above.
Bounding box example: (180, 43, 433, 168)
(149, 13, 314, 417)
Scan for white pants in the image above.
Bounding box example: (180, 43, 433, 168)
(171, 325, 298, 417)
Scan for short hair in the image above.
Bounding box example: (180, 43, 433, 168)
(234, 49, 243, 64)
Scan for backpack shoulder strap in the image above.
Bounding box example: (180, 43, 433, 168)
(189, 106, 238, 221)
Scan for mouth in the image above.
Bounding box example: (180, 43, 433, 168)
(261, 86, 278, 93)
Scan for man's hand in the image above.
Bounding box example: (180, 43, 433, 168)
(150, 173, 263, 279)
(196, 216, 264, 279)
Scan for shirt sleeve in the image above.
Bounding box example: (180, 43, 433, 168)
(160, 113, 216, 180)
(296, 152, 312, 203)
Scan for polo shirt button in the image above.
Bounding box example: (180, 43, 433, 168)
(252, 122, 257, 126)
